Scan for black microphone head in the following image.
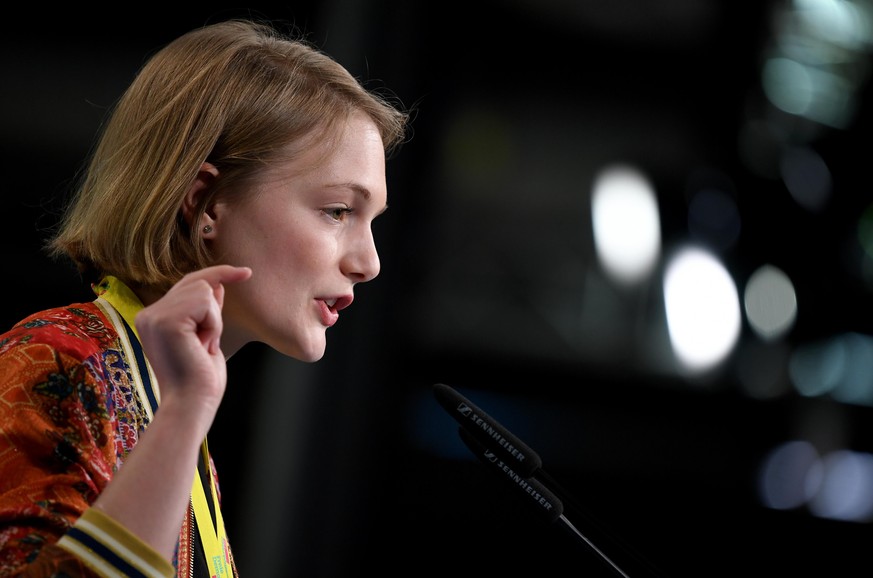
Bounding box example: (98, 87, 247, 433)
(457, 426, 563, 524)
(433, 383, 542, 477)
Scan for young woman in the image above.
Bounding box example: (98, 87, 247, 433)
(0, 18, 408, 577)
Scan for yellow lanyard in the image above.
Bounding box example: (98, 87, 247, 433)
(192, 439, 232, 577)
(94, 276, 232, 577)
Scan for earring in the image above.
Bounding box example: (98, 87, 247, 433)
(203, 224, 213, 234)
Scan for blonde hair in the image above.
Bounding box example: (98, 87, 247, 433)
(48, 19, 409, 290)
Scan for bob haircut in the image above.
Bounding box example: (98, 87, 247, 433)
(48, 18, 409, 291)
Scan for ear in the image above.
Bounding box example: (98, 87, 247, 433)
(181, 162, 220, 232)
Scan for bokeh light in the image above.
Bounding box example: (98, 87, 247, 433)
(687, 187, 742, 251)
(591, 164, 662, 287)
(758, 440, 822, 510)
(808, 449, 873, 522)
(788, 332, 873, 406)
(743, 264, 798, 341)
(663, 246, 742, 373)
(780, 146, 832, 212)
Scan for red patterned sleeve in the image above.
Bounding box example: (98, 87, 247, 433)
(0, 333, 115, 576)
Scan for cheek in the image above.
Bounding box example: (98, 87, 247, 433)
(273, 230, 334, 281)
(298, 239, 338, 276)
(223, 209, 302, 263)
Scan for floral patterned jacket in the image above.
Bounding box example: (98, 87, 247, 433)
(0, 281, 235, 577)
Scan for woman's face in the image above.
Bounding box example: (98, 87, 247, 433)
(209, 112, 388, 361)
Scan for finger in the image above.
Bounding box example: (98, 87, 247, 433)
(187, 264, 253, 288)
(213, 281, 226, 310)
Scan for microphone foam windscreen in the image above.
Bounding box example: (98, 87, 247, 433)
(457, 426, 563, 523)
(433, 383, 543, 477)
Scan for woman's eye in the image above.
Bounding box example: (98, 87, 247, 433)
(325, 207, 353, 221)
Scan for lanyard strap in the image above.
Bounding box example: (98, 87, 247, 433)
(94, 276, 232, 576)
(192, 439, 232, 577)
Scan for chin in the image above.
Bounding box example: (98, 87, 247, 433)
(277, 332, 326, 362)
(293, 342, 327, 363)
(302, 351, 326, 363)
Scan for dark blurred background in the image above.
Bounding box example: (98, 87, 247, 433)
(3, 1, 873, 576)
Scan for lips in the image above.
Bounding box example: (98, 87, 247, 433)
(325, 295, 354, 311)
(317, 295, 354, 327)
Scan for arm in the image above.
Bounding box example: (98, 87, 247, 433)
(89, 265, 251, 559)
(0, 338, 173, 577)
(0, 265, 249, 576)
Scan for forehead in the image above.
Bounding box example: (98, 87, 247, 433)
(267, 112, 381, 175)
(247, 115, 386, 195)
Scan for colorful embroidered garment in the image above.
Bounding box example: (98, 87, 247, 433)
(0, 277, 237, 577)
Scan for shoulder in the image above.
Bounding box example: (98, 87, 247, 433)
(0, 302, 124, 424)
(0, 302, 118, 362)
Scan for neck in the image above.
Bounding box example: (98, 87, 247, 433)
(127, 280, 246, 360)
(130, 284, 163, 308)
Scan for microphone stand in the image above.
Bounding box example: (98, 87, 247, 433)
(558, 513, 631, 578)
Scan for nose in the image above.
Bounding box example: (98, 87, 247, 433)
(342, 226, 381, 283)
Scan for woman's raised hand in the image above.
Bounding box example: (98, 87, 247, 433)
(135, 265, 252, 422)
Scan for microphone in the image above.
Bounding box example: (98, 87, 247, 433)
(433, 383, 570, 500)
(456, 426, 563, 524)
(433, 382, 637, 578)
(433, 382, 542, 478)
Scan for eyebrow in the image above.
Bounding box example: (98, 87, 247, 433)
(334, 182, 388, 216)
(345, 182, 370, 200)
